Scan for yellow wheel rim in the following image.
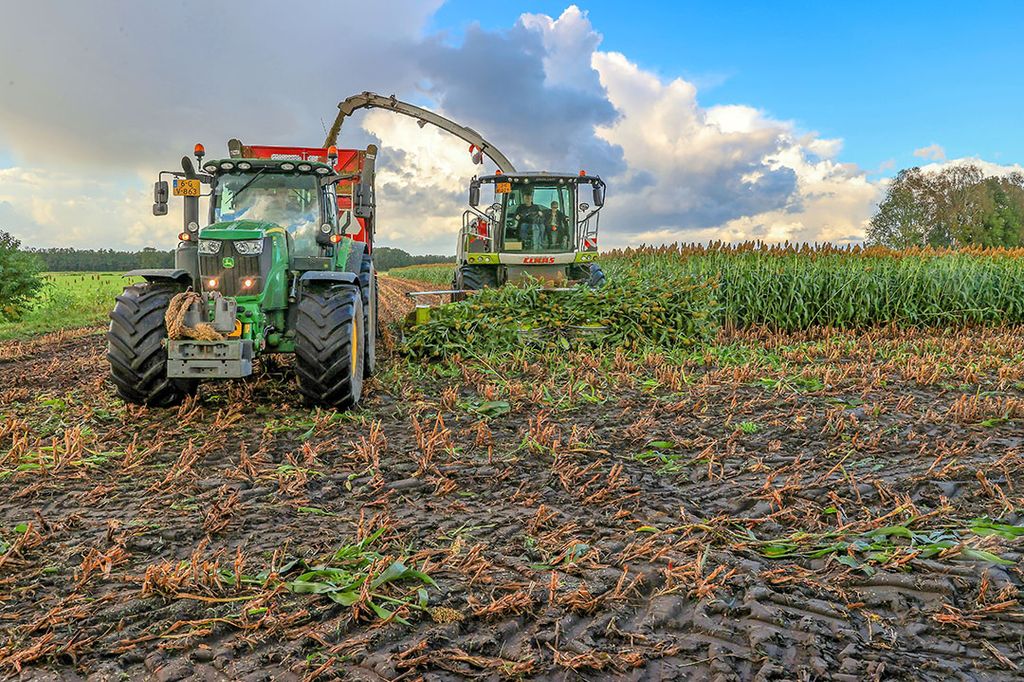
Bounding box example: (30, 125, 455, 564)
(351, 320, 359, 377)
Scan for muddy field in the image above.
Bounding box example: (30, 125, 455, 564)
(1, 275, 1023, 680)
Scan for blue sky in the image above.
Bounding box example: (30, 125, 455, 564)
(431, 1, 1024, 174)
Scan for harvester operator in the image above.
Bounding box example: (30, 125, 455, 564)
(512, 189, 547, 250)
(547, 202, 571, 250)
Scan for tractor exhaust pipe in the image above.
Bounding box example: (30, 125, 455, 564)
(175, 156, 201, 286)
(354, 144, 376, 219)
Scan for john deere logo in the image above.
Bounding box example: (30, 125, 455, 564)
(222, 257, 235, 269)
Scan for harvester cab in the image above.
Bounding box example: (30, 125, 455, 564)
(455, 171, 607, 295)
(108, 141, 379, 408)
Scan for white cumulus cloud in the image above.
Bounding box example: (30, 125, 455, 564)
(913, 144, 947, 161)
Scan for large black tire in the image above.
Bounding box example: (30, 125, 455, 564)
(359, 254, 377, 377)
(294, 286, 364, 408)
(107, 283, 197, 407)
(587, 263, 607, 288)
(452, 264, 497, 302)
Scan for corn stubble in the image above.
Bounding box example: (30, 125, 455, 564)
(1, 257, 1024, 678)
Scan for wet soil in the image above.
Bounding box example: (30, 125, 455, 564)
(1, 277, 1023, 680)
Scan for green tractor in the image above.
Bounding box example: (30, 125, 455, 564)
(107, 141, 379, 408)
(454, 171, 607, 297)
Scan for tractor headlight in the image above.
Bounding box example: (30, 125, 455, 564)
(233, 239, 264, 255)
(198, 239, 222, 255)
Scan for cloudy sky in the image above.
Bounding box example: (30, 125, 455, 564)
(1, 1, 1021, 254)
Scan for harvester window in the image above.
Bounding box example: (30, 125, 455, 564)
(503, 184, 573, 253)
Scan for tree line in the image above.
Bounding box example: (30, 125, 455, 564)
(867, 164, 1024, 248)
(24, 245, 452, 272)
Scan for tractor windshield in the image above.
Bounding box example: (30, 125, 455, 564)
(501, 182, 575, 253)
(213, 172, 321, 256)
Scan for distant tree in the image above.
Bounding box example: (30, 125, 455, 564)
(0, 230, 45, 320)
(138, 247, 166, 269)
(372, 246, 454, 271)
(27, 247, 174, 271)
(866, 168, 934, 248)
(867, 164, 1024, 248)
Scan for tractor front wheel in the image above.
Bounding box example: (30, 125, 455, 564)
(294, 286, 365, 408)
(107, 283, 197, 407)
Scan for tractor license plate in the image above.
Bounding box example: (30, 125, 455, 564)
(173, 178, 201, 196)
(495, 182, 511, 194)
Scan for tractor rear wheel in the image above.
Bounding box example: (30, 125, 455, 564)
(359, 254, 377, 377)
(107, 283, 197, 407)
(452, 264, 496, 302)
(294, 286, 364, 408)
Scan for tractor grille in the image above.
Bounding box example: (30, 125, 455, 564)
(199, 238, 271, 298)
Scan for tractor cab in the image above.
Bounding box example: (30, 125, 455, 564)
(453, 172, 606, 291)
(208, 159, 338, 258)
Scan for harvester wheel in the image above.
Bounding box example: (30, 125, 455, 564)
(359, 254, 377, 377)
(452, 264, 495, 302)
(294, 286, 364, 408)
(107, 283, 197, 407)
(587, 263, 607, 288)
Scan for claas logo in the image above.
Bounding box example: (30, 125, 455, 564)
(523, 257, 556, 264)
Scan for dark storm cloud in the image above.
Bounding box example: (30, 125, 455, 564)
(0, 0, 440, 169)
(409, 21, 625, 176)
(665, 162, 799, 228)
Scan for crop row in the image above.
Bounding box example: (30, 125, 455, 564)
(605, 242, 1024, 329)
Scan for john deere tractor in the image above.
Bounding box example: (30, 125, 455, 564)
(107, 141, 379, 408)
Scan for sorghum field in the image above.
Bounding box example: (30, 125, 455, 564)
(0, 273, 137, 341)
(1, 246, 1023, 680)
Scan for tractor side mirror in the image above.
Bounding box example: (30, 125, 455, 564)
(316, 224, 333, 247)
(353, 182, 373, 218)
(153, 181, 169, 216)
(469, 181, 481, 207)
(592, 183, 605, 207)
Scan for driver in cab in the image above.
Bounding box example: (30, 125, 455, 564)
(250, 191, 318, 254)
(512, 189, 547, 250)
(546, 201, 571, 250)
